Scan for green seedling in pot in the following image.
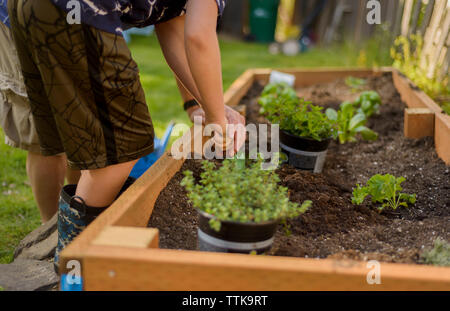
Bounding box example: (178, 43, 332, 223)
(354, 91, 381, 118)
(259, 83, 337, 141)
(326, 101, 378, 144)
(351, 174, 417, 212)
(181, 156, 312, 232)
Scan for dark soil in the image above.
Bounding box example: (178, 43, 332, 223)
(148, 72, 449, 265)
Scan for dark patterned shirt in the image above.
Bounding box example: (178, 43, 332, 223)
(0, 0, 9, 27)
(50, 0, 226, 35)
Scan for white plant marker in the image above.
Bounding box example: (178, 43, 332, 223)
(269, 70, 296, 87)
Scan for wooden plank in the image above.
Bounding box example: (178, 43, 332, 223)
(393, 0, 406, 38)
(386, 0, 399, 32)
(252, 68, 380, 88)
(426, 9, 450, 77)
(409, 0, 423, 35)
(421, 0, 447, 69)
(401, 0, 414, 36)
(92, 226, 159, 249)
(82, 246, 450, 291)
(317, 0, 334, 44)
(353, 0, 365, 43)
(324, 0, 347, 44)
(435, 112, 450, 165)
(404, 108, 435, 139)
(419, 0, 436, 35)
(342, 0, 359, 40)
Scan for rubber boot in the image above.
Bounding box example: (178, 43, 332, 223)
(54, 177, 136, 272)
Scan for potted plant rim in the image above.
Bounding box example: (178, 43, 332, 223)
(181, 157, 312, 254)
(258, 83, 337, 173)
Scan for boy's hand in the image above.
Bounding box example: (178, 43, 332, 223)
(188, 105, 246, 156)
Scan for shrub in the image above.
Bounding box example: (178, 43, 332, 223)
(259, 83, 337, 141)
(181, 157, 312, 231)
(391, 35, 450, 115)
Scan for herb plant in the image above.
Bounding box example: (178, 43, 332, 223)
(259, 83, 337, 141)
(351, 174, 417, 212)
(420, 238, 450, 267)
(181, 157, 312, 231)
(326, 101, 378, 144)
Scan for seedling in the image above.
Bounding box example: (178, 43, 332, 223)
(259, 83, 337, 141)
(345, 76, 367, 93)
(351, 174, 416, 212)
(326, 101, 378, 144)
(354, 91, 381, 118)
(181, 156, 312, 231)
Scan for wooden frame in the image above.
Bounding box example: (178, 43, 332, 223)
(60, 68, 450, 291)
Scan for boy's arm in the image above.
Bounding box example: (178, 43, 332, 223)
(155, 0, 245, 153)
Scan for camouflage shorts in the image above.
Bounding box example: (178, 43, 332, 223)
(8, 0, 155, 169)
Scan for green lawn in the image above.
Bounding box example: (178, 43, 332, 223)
(0, 35, 388, 263)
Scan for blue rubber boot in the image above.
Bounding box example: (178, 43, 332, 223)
(54, 178, 135, 272)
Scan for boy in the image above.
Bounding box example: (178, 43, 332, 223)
(6, 0, 245, 268)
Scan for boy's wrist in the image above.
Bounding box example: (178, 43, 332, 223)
(183, 99, 200, 111)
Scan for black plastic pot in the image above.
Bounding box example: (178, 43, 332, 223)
(279, 130, 331, 173)
(197, 210, 278, 254)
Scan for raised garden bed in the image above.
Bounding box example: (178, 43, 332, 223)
(150, 72, 449, 264)
(60, 68, 450, 291)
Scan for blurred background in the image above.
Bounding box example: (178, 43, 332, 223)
(0, 0, 449, 264)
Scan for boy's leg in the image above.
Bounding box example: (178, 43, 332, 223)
(66, 166, 81, 185)
(26, 152, 66, 223)
(76, 160, 137, 207)
(0, 21, 68, 224)
(8, 0, 154, 268)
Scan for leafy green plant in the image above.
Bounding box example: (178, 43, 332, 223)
(354, 91, 381, 118)
(259, 83, 337, 141)
(326, 101, 378, 144)
(352, 174, 416, 212)
(391, 35, 450, 115)
(345, 76, 367, 93)
(421, 238, 450, 267)
(181, 156, 312, 231)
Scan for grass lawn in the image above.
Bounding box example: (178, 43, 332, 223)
(0, 35, 388, 264)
